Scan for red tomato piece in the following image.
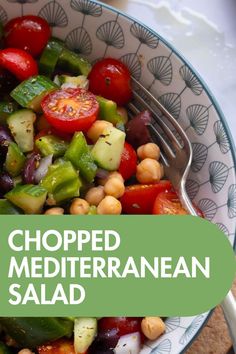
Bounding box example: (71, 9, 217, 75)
(88, 58, 132, 106)
(120, 180, 172, 214)
(37, 339, 77, 354)
(4, 15, 51, 57)
(152, 191, 205, 216)
(41, 88, 99, 133)
(0, 48, 38, 81)
(193, 204, 205, 218)
(118, 142, 137, 180)
(98, 317, 141, 337)
(152, 191, 188, 215)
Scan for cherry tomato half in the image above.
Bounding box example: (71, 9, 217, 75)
(4, 15, 51, 57)
(41, 88, 99, 133)
(88, 58, 132, 106)
(152, 191, 188, 215)
(152, 191, 205, 216)
(37, 339, 77, 354)
(118, 142, 137, 180)
(120, 180, 172, 214)
(98, 317, 141, 337)
(0, 48, 38, 81)
(195, 205, 205, 218)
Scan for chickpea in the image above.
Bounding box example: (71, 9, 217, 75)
(137, 143, 160, 160)
(97, 196, 122, 215)
(87, 120, 113, 143)
(46, 195, 56, 206)
(18, 350, 34, 354)
(98, 171, 124, 186)
(136, 158, 162, 184)
(104, 178, 125, 198)
(85, 186, 105, 206)
(70, 198, 90, 215)
(141, 317, 166, 340)
(44, 207, 64, 215)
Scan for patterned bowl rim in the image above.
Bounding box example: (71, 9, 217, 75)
(1, 0, 234, 352)
(94, 0, 236, 352)
(95, 0, 236, 245)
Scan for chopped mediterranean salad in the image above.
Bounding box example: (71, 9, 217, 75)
(0, 14, 200, 354)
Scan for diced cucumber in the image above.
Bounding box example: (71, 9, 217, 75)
(58, 75, 89, 89)
(0, 199, 23, 215)
(41, 160, 81, 203)
(5, 184, 47, 214)
(35, 135, 69, 158)
(97, 96, 126, 125)
(7, 109, 36, 152)
(74, 318, 97, 354)
(0, 101, 18, 125)
(10, 75, 58, 112)
(58, 48, 91, 77)
(5, 142, 26, 177)
(39, 38, 65, 77)
(65, 132, 97, 183)
(92, 126, 125, 170)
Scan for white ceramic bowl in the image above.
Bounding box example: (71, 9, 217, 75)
(1, 0, 235, 353)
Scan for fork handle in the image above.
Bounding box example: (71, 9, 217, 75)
(180, 185, 236, 350)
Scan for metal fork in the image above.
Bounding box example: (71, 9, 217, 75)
(128, 76, 236, 351)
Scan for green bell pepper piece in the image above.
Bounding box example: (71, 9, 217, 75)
(65, 132, 97, 183)
(0, 317, 73, 348)
(35, 135, 69, 158)
(41, 160, 81, 203)
(96, 96, 127, 125)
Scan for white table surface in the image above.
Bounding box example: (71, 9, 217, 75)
(103, 0, 236, 146)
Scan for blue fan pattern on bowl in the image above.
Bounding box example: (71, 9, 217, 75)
(1, 1, 236, 353)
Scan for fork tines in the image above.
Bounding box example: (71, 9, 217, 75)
(127, 77, 191, 172)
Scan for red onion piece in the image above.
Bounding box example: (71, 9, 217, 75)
(0, 125, 13, 144)
(96, 168, 109, 179)
(126, 110, 152, 149)
(0, 126, 13, 165)
(0, 124, 13, 151)
(0, 171, 14, 194)
(114, 332, 141, 354)
(34, 154, 53, 184)
(22, 152, 41, 184)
